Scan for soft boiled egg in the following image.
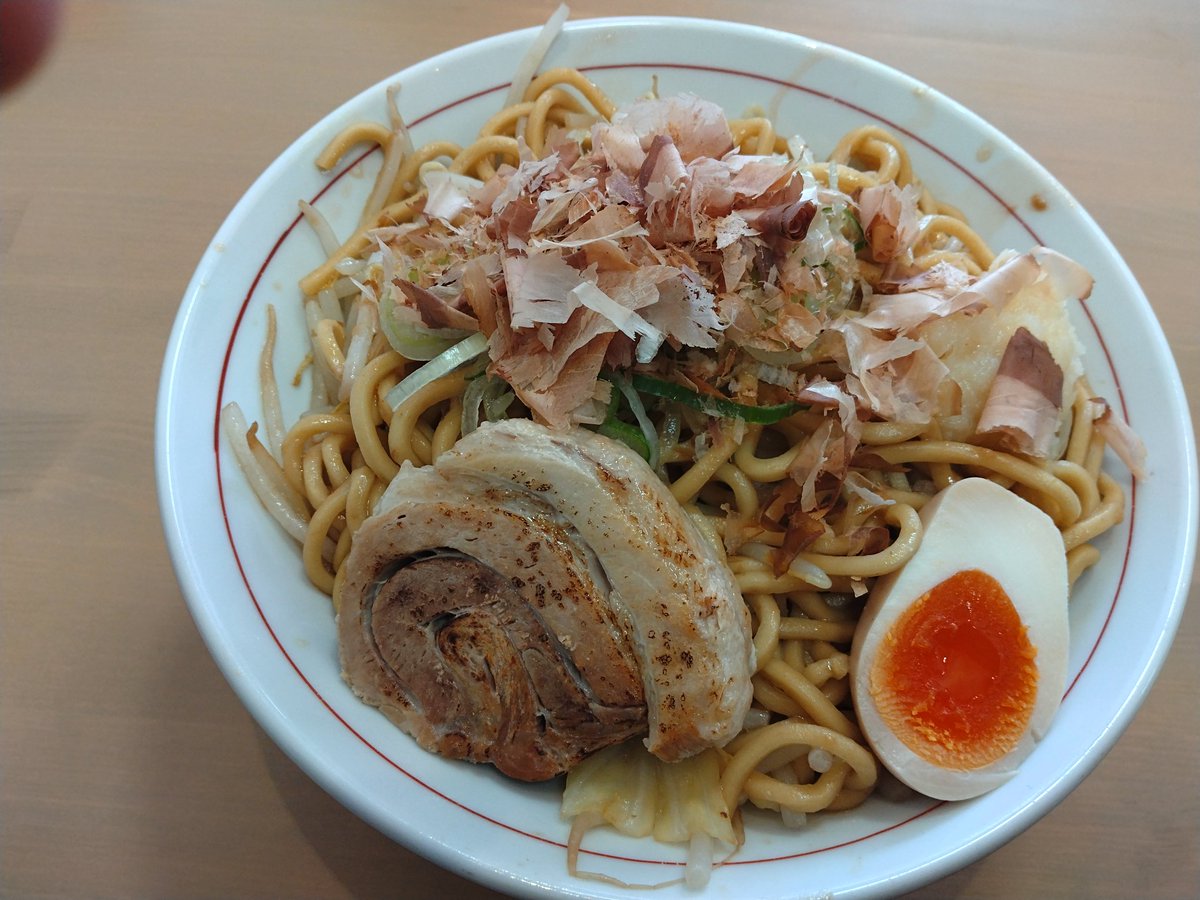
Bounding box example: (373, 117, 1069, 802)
(850, 477, 1069, 801)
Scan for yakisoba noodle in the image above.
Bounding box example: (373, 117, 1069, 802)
(224, 61, 1131, 875)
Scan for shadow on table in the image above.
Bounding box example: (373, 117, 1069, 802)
(253, 723, 994, 899)
(254, 727, 503, 899)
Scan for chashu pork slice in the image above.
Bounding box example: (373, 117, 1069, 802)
(338, 463, 647, 782)
(436, 419, 754, 761)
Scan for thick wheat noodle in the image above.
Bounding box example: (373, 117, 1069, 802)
(727, 555, 772, 575)
(779, 617, 857, 643)
(831, 125, 914, 186)
(525, 86, 588, 156)
(480, 100, 541, 137)
(316, 121, 393, 171)
(792, 591, 855, 623)
(412, 420, 438, 465)
(743, 760, 850, 813)
(1060, 473, 1124, 551)
(860, 138, 903, 183)
(780, 636, 805, 671)
(818, 677, 850, 706)
(448, 135, 522, 177)
(732, 424, 804, 482)
(789, 503, 921, 578)
(303, 302, 337, 404)
(430, 397, 464, 459)
(808, 161, 878, 193)
(760, 658, 860, 739)
(728, 116, 778, 155)
(302, 443, 331, 506)
(344, 465, 378, 537)
(749, 593, 782, 671)
(859, 420, 927, 445)
(871, 483, 932, 508)
(721, 720, 877, 813)
(804, 654, 850, 686)
(752, 676, 808, 719)
(823, 784, 874, 811)
(870, 441, 1082, 525)
(321, 433, 354, 488)
(713, 462, 759, 516)
(669, 428, 739, 503)
(737, 569, 831, 595)
(915, 213, 995, 268)
(1050, 459, 1102, 517)
(521, 67, 617, 119)
(372, 368, 400, 409)
(916, 420, 957, 490)
(281, 412, 355, 495)
(390, 141, 463, 201)
(807, 639, 844, 661)
(349, 350, 405, 481)
(1067, 544, 1103, 585)
(1083, 433, 1106, 480)
(303, 480, 351, 594)
(332, 507, 358, 569)
(386, 371, 468, 467)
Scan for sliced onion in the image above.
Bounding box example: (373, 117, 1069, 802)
(384, 332, 489, 412)
(612, 375, 660, 470)
(379, 286, 472, 360)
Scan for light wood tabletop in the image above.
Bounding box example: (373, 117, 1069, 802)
(2, 2, 1196, 897)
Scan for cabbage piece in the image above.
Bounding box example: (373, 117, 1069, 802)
(561, 740, 737, 846)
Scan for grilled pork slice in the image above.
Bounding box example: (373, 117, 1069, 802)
(436, 419, 754, 762)
(338, 421, 754, 780)
(338, 464, 647, 781)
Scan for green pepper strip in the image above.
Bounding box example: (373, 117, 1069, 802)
(598, 420, 650, 460)
(630, 374, 805, 425)
(589, 374, 652, 460)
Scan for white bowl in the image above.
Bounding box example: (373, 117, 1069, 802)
(156, 16, 1197, 899)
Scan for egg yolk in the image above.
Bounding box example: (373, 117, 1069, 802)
(870, 569, 1038, 770)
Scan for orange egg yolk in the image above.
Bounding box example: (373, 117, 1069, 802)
(870, 569, 1038, 770)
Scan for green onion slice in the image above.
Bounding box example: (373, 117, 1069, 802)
(629, 374, 805, 424)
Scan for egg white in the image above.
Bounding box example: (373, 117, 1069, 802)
(850, 477, 1069, 801)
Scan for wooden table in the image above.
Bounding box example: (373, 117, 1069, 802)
(2, 2, 1196, 896)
